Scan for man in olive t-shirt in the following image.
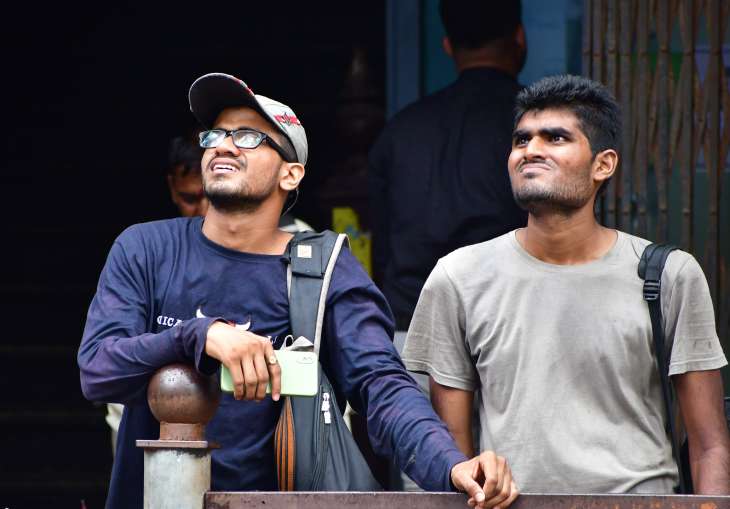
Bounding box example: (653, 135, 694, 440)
(403, 75, 730, 494)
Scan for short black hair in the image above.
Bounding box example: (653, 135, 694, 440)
(168, 131, 203, 176)
(439, 0, 522, 50)
(514, 74, 621, 156)
(514, 75, 621, 196)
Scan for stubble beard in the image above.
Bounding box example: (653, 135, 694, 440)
(203, 168, 279, 214)
(513, 174, 594, 216)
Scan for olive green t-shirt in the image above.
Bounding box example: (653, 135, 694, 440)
(403, 230, 726, 493)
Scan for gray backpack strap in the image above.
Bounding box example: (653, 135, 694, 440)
(278, 230, 380, 492)
(286, 231, 348, 355)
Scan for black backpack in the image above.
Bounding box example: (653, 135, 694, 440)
(274, 230, 381, 491)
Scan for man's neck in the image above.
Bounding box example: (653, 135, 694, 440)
(201, 205, 292, 255)
(455, 58, 516, 76)
(452, 44, 520, 77)
(516, 208, 617, 265)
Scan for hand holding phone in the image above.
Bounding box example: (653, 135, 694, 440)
(205, 322, 281, 401)
(221, 350, 318, 397)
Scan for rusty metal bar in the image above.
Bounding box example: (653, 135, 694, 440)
(592, 0, 606, 84)
(583, 0, 593, 77)
(704, 0, 721, 304)
(204, 492, 730, 509)
(668, 81, 683, 181)
(677, 0, 695, 256)
(592, 0, 606, 222)
(721, 3, 730, 170)
(668, 4, 681, 168)
(619, 0, 633, 232)
(634, 0, 649, 237)
(605, 0, 619, 228)
(622, 0, 636, 233)
(719, 0, 730, 345)
(654, 0, 670, 242)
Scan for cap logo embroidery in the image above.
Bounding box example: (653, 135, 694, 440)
(274, 113, 301, 126)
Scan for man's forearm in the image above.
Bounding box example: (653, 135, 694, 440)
(363, 381, 468, 490)
(450, 426, 475, 458)
(674, 369, 730, 495)
(692, 444, 730, 494)
(430, 379, 475, 457)
(78, 316, 218, 403)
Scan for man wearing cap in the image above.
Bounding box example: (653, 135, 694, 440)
(78, 73, 519, 509)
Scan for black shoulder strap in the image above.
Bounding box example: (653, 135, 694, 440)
(638, 242, 686, 492)
(286, 230, 349, 355)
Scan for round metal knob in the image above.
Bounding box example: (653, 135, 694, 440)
(147, 363, 220, 441)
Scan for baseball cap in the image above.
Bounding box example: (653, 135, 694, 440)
(188, 73, 308, 165)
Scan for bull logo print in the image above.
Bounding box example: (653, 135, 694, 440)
(196, 308, 251, 331)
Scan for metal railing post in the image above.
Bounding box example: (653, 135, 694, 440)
(136, 363, 220, 509)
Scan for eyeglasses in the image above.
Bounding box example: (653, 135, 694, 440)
(198, 128, 295, 162)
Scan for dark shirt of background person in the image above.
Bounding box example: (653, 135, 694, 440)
(368, 0, 528, 331)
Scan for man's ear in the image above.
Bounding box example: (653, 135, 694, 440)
(442, 36, 454, 58)
(592, 149, 618, 185)
(279, 162, 305, 192)
(166, 174, 178, 201)
(515, 23, 526, 52)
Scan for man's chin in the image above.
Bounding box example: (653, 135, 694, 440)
(513, 186, 551, 209)
(204, 188, 263, 213)
(513, 190, 589, 215)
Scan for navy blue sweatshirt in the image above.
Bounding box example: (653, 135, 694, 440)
(78, 217, 466, 508)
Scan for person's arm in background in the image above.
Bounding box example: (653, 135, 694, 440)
(675, 370, 730, 494)
(367, 132, 391, 288)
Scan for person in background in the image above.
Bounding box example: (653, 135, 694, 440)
(166, 131, 209, 217)
(368, 0, 528, 487)
(368, 0, 527, 350)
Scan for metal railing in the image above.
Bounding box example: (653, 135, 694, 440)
(138, 364, 730, 509)
(204, 492, 730, 509)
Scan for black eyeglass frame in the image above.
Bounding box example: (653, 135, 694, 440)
(198, 128, 296, 163)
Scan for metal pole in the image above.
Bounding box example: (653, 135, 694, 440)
(140, 444, 213, 509)
(137, 363, 220, 509)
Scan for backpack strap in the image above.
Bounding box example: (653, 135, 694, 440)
(276, 230, 348, 491)
(638, 243, 687, 493)
(286, 230, 349, 356)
